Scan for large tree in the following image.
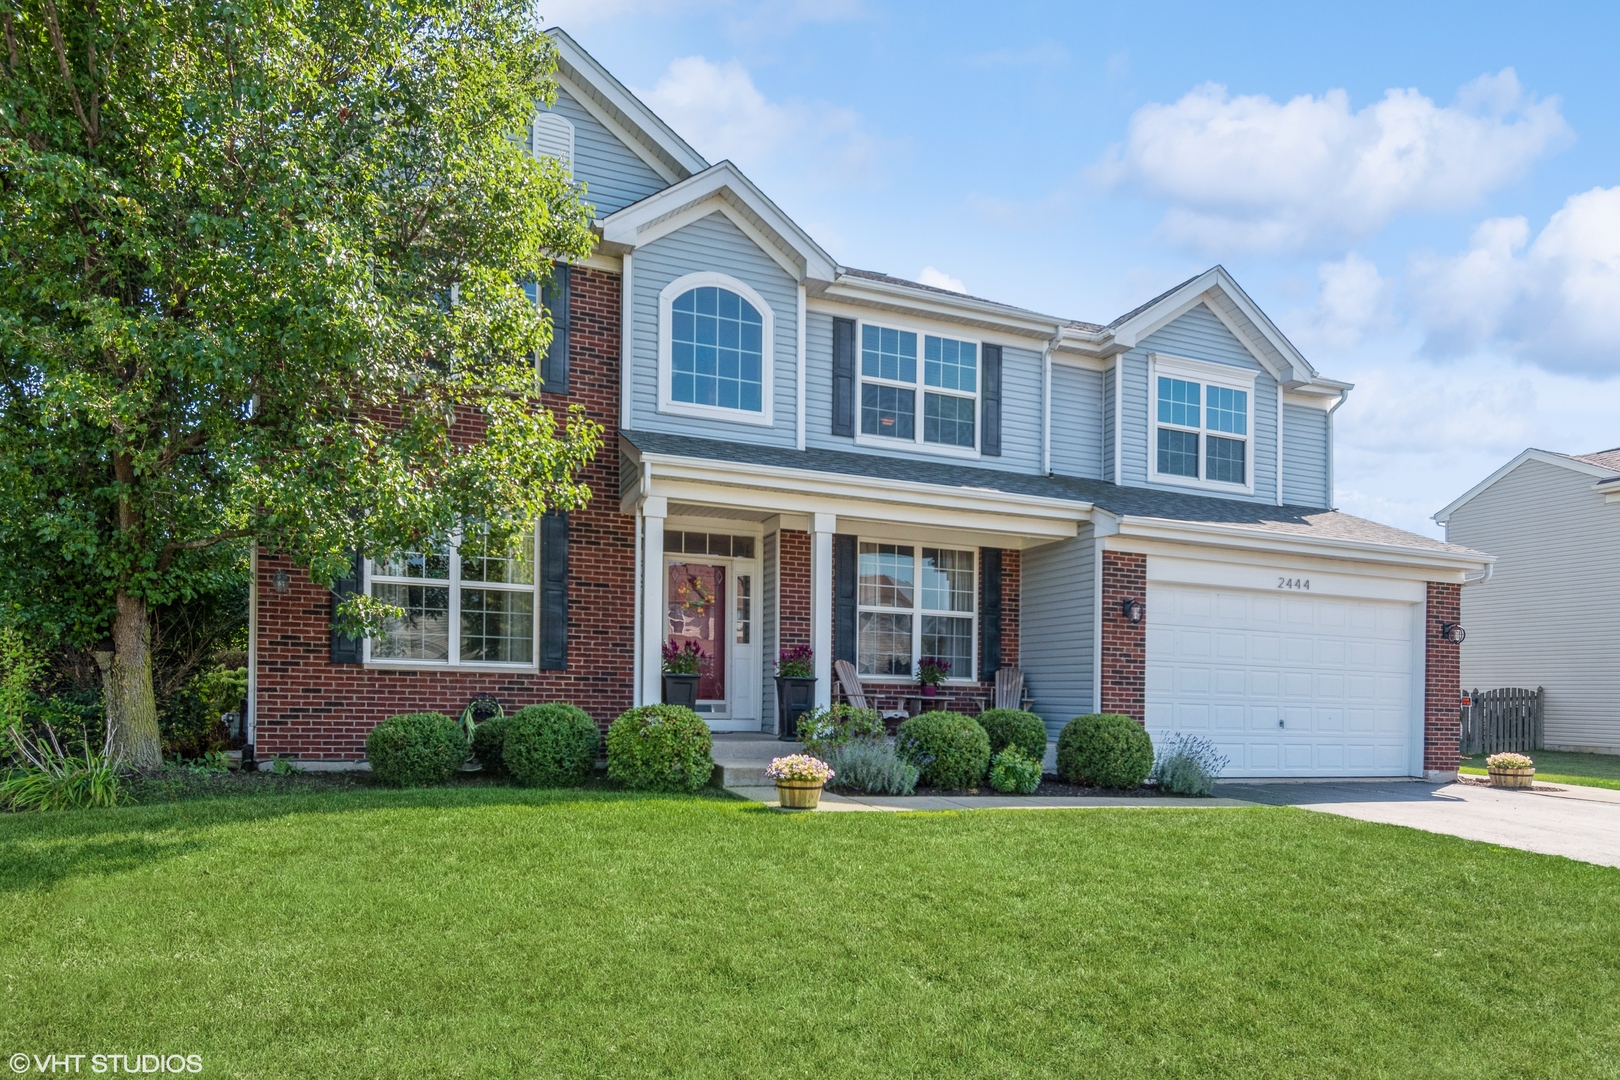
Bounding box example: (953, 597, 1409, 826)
(0, 0, 601, 768)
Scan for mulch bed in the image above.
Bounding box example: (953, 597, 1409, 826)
(844, 777, 1203, 799)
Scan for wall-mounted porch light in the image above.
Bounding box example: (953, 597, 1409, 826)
(272, 569, 291, 595)
(1121, 598, 1145, 624)
(1440, 622, 1466, 644)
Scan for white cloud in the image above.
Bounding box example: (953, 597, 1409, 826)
(1098, 70, 1570, 254)
(638, 56, 881, 186)
(1411, 186, 1620, 375)
(916, 267, 966, 293)
(1288, 253, 1395, 354)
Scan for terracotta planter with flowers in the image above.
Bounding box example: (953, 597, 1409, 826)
(766, 754, 835, 810)
(1487, 752, 1535, 789)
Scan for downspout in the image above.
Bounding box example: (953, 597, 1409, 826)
(1041, 329, 1060, 475)
(796, 282, 807, 451)
(619, 252, 634, 431)
(1325, 388, 1349, 509)
(245, 546, 258, 771)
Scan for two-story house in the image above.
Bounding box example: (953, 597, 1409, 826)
(247, 30, 1492, 780)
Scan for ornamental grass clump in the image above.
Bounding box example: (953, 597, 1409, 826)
(797, 704, 884, 756)
(765, 754, 835, 785)
(502, 704, 600, 788)
(976, 708, 1048, 763)
(1, 722, 126, 811)
(895, 711, 990, 790)
(1151, 733, 1230, 797)
(365, 713, 467, 788)
(1487, 752, 1534, 770)
(605, 705, 714, 793)
(1057, 713, 1153, 789)
(825, 740, 919, 795)
(987, 745, 1042, 794)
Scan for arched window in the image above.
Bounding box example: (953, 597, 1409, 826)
(658, 273, 774, 423)
(532, 112, 574, 175)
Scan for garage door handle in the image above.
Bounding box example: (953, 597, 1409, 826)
(1278, 719, 1285, 728)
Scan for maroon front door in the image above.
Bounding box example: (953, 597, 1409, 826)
(667, 562, 726, 703)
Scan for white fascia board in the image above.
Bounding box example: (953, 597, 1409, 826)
(808, 295, 1058, 350)
(1598, 477, 1620, 503)
(818, 277, 1063, 340)
(600, 162, 837, 284)
(1433, 448, 1619, 524)
(547, 28, 708, 180)
(1113, 515, 1493, 575)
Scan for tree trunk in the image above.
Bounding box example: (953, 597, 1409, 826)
(94, 591, 162, 770)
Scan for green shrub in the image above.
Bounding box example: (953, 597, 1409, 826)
(895, 711, 990, 790)
(1056, 713, 1153, 789)
(605, 705, 714, 793)
(797, 704, 884, 756)
(1, 722, 125, 811)
(976, 709, 1048, 763)
(987, 746, 1042, 794)
(365, 712, 466, 788)
(1152, 733, 1229, 797)
(503, 704, 600, 787)
(471, 714, 513, 774)
(825, 740, 919, 795)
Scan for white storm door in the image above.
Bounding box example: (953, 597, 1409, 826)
(1145, 584, 1416, 777)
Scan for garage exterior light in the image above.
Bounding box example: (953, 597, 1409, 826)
(1122, 598, 1145, 623)
(1440, 622, 1466, 644)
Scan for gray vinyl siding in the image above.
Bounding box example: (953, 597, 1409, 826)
(762, 530, 779, 731)
(1102, 367, 1116, 482)
(1282, 403, 1330, 507)
(544, 87, 667, 216)
(1049, 363, 1106, 480)
(1446, 459, 1620, 752)
(1020, 526, 1097, 737)
(804, 310, 1043, 473)
(1122, 303, 1279, 504)
(629, 211, 798, 447)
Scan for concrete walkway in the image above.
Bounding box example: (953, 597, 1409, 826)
(1217, 779, 1620, 869)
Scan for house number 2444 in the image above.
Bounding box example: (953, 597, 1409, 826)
(1277, 576, 1311, 591)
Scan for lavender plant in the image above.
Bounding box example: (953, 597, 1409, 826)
(1151, 733, 1229, 797)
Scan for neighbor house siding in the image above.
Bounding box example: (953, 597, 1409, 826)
(543, 86, 668, 215)
(1049, 362, 1106, 480)
(1282, 403, 1330, 507)
(628, 211, 799, 447)
(1445, 458, 1620, 752)
(1120, 304, 1279, 503)
(1020, 526, 1097, 737)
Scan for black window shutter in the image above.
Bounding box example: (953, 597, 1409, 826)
(832, 317, 856, 437)
(979, 548, 1002, 678)
(833, 534, 857, 665)
(540, 263, 570, 394)
(981, 344, 1002, 457)
(539, 512, 569, 670)
(330, 550, 363, 664)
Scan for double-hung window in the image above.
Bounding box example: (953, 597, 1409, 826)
(368, 527, 538, 666)
(1149, 355, 1256, 492)
(859, 323, 979, 452)
(856, 542, 976, 681)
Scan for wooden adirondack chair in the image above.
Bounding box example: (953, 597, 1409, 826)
(993, 667, 1028, 711)
(834, 659, 910, 722)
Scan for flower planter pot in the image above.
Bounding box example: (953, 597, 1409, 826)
(1489, 766, 1535, 789)
(776, 779, 824, 809)
(774, 676, 816, 740)
(920, 684, 937, 698)
(662, 673, 700, 709)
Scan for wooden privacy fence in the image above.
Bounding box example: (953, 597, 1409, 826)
(1460, 687, 1544, 756)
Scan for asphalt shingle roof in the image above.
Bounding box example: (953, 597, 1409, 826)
(1571, 446, 1620, 475)
(622, 430, 1482, 557)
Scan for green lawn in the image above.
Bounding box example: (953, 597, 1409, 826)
(2, 790, 1618, 1079)
(1459, 749, 1620, 791)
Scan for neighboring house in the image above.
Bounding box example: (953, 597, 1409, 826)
(1435, 448, 1620, 754)
(247, 29, 1493, 780)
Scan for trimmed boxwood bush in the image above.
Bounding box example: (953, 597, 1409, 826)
(471, 715, 513, 774)
(503, 704, 600, 787)
(366, 712, 466, 788)
(895, 711, 991, 790)
(976, 708, 1048, 764)
(605, 705, 714, 793)
(1056, 713, 1153, 789)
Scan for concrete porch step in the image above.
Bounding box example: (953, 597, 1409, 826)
(716, 763, 771, 787)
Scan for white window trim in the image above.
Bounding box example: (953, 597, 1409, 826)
(1147, 352, 1258, 496)
(853, 317, 982, 460)
(532, 111, 575, 176)
(657, 271, 776, 427)
(362, 527, 541, 671)
(854, 540, 979, 685)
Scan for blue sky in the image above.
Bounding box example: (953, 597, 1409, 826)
(544, 0, 1620, 536)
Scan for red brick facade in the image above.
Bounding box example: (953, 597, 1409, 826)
(1423, 580, 1463, 776)
(1099, 550, 1147, 721)
(253, 267, 636, 759)
(777, 530, 812, 652)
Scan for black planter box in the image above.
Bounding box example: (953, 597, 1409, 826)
(662, 673, 700, 709)
(774, 676, 817, 740)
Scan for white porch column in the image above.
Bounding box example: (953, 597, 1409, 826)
(810, 512, 835, 709)
(640, 497, 668, 707)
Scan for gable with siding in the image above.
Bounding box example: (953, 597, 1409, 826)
(542, 85, 669, 216)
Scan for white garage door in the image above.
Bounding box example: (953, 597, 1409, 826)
(1145, 584, 1417, 777)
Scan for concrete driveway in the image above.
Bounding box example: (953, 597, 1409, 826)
(1216, 779, 1620, 869)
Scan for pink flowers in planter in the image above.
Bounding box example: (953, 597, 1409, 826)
(765, 754, 835, 784)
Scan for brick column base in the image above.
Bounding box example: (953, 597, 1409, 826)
(1423, 580, 1462, 781)
(1099, 551, 1147, 721)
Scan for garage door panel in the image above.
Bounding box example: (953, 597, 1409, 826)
(1147, 583, 1416, 778)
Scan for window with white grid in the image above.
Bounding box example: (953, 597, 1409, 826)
(856, 541, 976, 680)
(367, 527, 537, 667)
